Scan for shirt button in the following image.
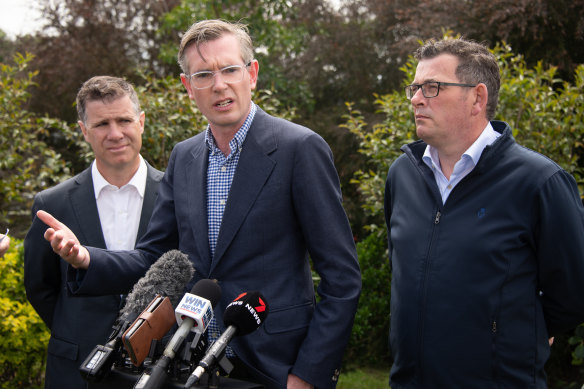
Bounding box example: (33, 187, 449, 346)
(221, 166, 227, 172)
(220, 200, 225, 205)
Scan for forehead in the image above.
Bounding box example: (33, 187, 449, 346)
(184, 34, 243, 72)
(85, 95, 136, 121)
(414, 54, 460, 82)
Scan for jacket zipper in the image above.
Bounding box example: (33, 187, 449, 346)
(417, 208, 442, 384)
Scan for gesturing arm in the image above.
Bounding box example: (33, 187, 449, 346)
(36, 210, 91, 270)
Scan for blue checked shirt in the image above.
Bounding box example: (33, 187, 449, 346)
(206, 102, 256, 357)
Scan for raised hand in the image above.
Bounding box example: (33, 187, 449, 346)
(37, 210, 91, 269)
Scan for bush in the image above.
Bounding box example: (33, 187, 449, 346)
(0, 53, 74, 237)
(0, 238, 50, 388)
(344, 233, 391, 367)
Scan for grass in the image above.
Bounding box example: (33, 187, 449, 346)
(337, 367, 388, 389)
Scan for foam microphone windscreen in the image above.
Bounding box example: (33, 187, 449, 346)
(121, 250, 194, 316)
(223, 291, 269, 336)
(189, 279, 222, 309)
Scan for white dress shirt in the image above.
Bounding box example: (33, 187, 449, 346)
(92, 156, 147, 250)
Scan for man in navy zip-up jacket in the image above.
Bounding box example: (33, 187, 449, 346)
(385, 38, 584, 388)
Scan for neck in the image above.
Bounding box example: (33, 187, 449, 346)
(96, 159, 140, 188)
(438, 119, 489, 179)
(211, 129, 236, 157)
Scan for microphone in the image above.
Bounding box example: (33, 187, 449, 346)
(122, 294, 176, 366)
(134, 279, 222, 389)
(79, 250, 194, 381)
(184, 291, 269, 388)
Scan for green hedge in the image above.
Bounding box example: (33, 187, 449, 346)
(0, 238, 49, 388)
(345, 233, 391, 367)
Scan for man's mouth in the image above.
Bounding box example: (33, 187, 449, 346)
(216, 99, 233, 107)
(108, 144, 128, 152)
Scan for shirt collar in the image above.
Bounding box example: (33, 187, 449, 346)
(423, 122, 500, 170)
(92, 155, 147, 199)
(205, 102, 257, 155)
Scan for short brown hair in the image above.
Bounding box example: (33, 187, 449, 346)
(177, 19, 254, 74)
(76, 76, 141, 124)
(415, 38, 500, 120)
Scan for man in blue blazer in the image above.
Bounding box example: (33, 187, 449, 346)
(37, 20, 361, 389)
(24, 76, 163, 389)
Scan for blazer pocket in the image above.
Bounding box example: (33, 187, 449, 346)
(47, 335, 79, 361)
(264, 301, 313, 334)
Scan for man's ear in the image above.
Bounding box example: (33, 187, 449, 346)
(180, 74, 195, 99)
(248, 59, 259, 90)
(78, 120, 89, 142)
(139, 111, 145, 134)
(471, 83, 489, 117)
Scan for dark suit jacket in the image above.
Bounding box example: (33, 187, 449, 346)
(69, 108, 362, 388)
(24, 161, 163, 389)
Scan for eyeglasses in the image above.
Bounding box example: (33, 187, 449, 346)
(185, 62, 251, 90)
(405, 81, 477, 99)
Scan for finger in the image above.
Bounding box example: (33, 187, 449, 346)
(43, 227, 56, 241)
(64, 243, 90, 269)
(60, 238, 77, 256)
(48, 230, 72, 255)
(37, 210, 66, 231)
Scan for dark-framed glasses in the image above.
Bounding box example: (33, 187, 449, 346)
(405, 81, 477, 99)
(186, 62, 251, 90)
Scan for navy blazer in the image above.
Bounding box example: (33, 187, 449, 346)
(24, 162, 163, 389)
(71, 108, 362, 388)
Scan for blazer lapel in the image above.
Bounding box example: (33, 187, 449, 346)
(186, 139, 213, 271)
(70, 168, 106, 248)
(211, 111, 277, 272)
(137, 163, 163, 239)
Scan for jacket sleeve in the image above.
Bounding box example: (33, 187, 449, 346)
(24, 194, 61, 329)
(536, 169, 584, 335)
(288, 132, 362, 388)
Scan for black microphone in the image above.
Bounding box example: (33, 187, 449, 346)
(134, 279, 222, 389)
(184, 291, 269, 388)
(79, 250, 194, 381)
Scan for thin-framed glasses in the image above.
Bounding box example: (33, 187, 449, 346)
(405, 81, 477, 99)
(185, 62, 251, 90)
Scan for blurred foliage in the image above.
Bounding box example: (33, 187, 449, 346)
(391, 0, 584, 83)
(344, 233, 391, 366)
(569, 325, 584, 366)
(0, 53, 75, 237)
(0, 238, 50, 388)
(17, 0, 180, 123)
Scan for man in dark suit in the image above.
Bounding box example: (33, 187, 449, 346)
(24, 76, 163, 389)
(37, 20, 361, 389)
